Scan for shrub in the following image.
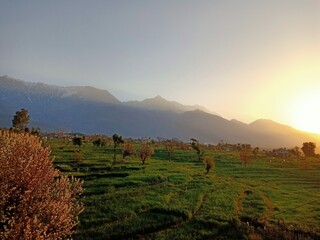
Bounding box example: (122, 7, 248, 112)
(73, 151, 83, 164)
(164, 140, 176, 161)
(138, 143, 154, 165)
(239, 148, 253, 167)
(204, 156, 215, 174)
(0, 131, 84, 239)
(72, 136, 82, 147)
(122, 142, 135, 160)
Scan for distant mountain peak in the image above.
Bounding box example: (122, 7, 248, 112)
(0, 75, 120, 104)
(2, 75, 11, 79)
(124, 95, 211, 114)
(154, 95, 164, 99)
(145, 95, 167, 102)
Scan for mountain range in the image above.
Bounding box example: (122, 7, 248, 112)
(1, 75, 319, 148)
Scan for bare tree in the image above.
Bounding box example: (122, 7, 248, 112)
(138, 143, 154, 165)
(239, 145, 253, 167)
(164, 140, 176, 161)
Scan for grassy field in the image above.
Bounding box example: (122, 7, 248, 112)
(48, 138, 320, 240)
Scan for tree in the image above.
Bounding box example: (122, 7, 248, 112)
(112, 134, 124, 164)
(204, 156, 215, 174)
(290, 146, 302, 157)
(301, 142, 316, 157)
(0, 130, 83, 239)
(122, 142, 135, 160)
(12, 109, 30, 132)
(252, 147, 259, 157)
(138, 143, 154, 165)
(190, 138, 203, 161)
(92, 138, 101, 147)
(72, 136, 82, 147)
(239, 146, 253, 167)
(164, 140, 176, 161)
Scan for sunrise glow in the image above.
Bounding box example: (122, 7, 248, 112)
(289, 89, 320, 134)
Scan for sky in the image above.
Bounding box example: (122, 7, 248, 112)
(0, 1, 320, 133)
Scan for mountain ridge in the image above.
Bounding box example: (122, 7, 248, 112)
(1, 75, 319, 148)
(124, 95, 212, 113)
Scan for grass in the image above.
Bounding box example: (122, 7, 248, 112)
(47, 138, 320, 239)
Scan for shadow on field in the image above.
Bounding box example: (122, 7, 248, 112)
(109, 208, 189, 239)
(79, 172, 129, 180)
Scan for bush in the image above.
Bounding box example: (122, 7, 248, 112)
(0, 131, 84, 239)
(122, 142, 135, 160)
(204, 156, 215, 174)
(138, 143, 154, 165)
(73, 151, 83, 164)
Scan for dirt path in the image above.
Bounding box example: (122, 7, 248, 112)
(234, 190, 246, 215)
(259, 192, 274, 222)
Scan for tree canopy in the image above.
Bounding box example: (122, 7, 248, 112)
(301, 142, 316, 157)
(12, 109, 30, 132)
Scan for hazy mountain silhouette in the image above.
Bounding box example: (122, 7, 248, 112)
(1, 75, 319, 148)
(125, 95, 211, 113)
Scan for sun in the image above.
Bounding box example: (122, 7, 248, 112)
(290, 91, 320, 134)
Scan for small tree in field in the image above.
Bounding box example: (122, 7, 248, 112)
(72, 136, 82, 148)
(138, 143, 154, 165)
(0, 131, 83, 240)
(12, 108, 30, 132)
(92, 138, 102, 147)
(204, 156, 215, 174)
(239, 146, 253, 167)
(112, 134, 124, 164)
(122, 142, 135, 161)
(190, 138, 204, 161)
(164, 140, 176, 161)
(301, 142, 316, 157)
(252, 147, 259, 157)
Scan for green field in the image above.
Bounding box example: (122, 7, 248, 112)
(48, 138, 320, 240)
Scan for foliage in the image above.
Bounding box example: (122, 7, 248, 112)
(164, 140, 176, 161)
(137, 143, 154, 165)
(203, 156, 215, 174)
(112, 134, 124, 164)
(252, 147, 259, 157)
(92, 138, 102, 147)
(112, 134, 124, 148)
(122, 142, 135, 160)
(290, 146, 302, 157)
(73, 151, 83, 164)
(190, 138, 203, 161)
(0, 131, 83, 240)
(73, 137, 83, 147)
(12, 108, 30, 132)
(239, 147, 253, 167)
(301, 142, 316, 157)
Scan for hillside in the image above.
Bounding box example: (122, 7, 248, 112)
(1, 75, 319, 148)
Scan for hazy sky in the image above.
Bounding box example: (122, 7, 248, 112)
(1, 1, 320, 133)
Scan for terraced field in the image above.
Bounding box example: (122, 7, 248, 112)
(49, 139, 320, 239)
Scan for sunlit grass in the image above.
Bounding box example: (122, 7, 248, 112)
(48, 139, 320, 239)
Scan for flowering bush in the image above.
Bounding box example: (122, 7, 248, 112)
(0, 131, 83, 239)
